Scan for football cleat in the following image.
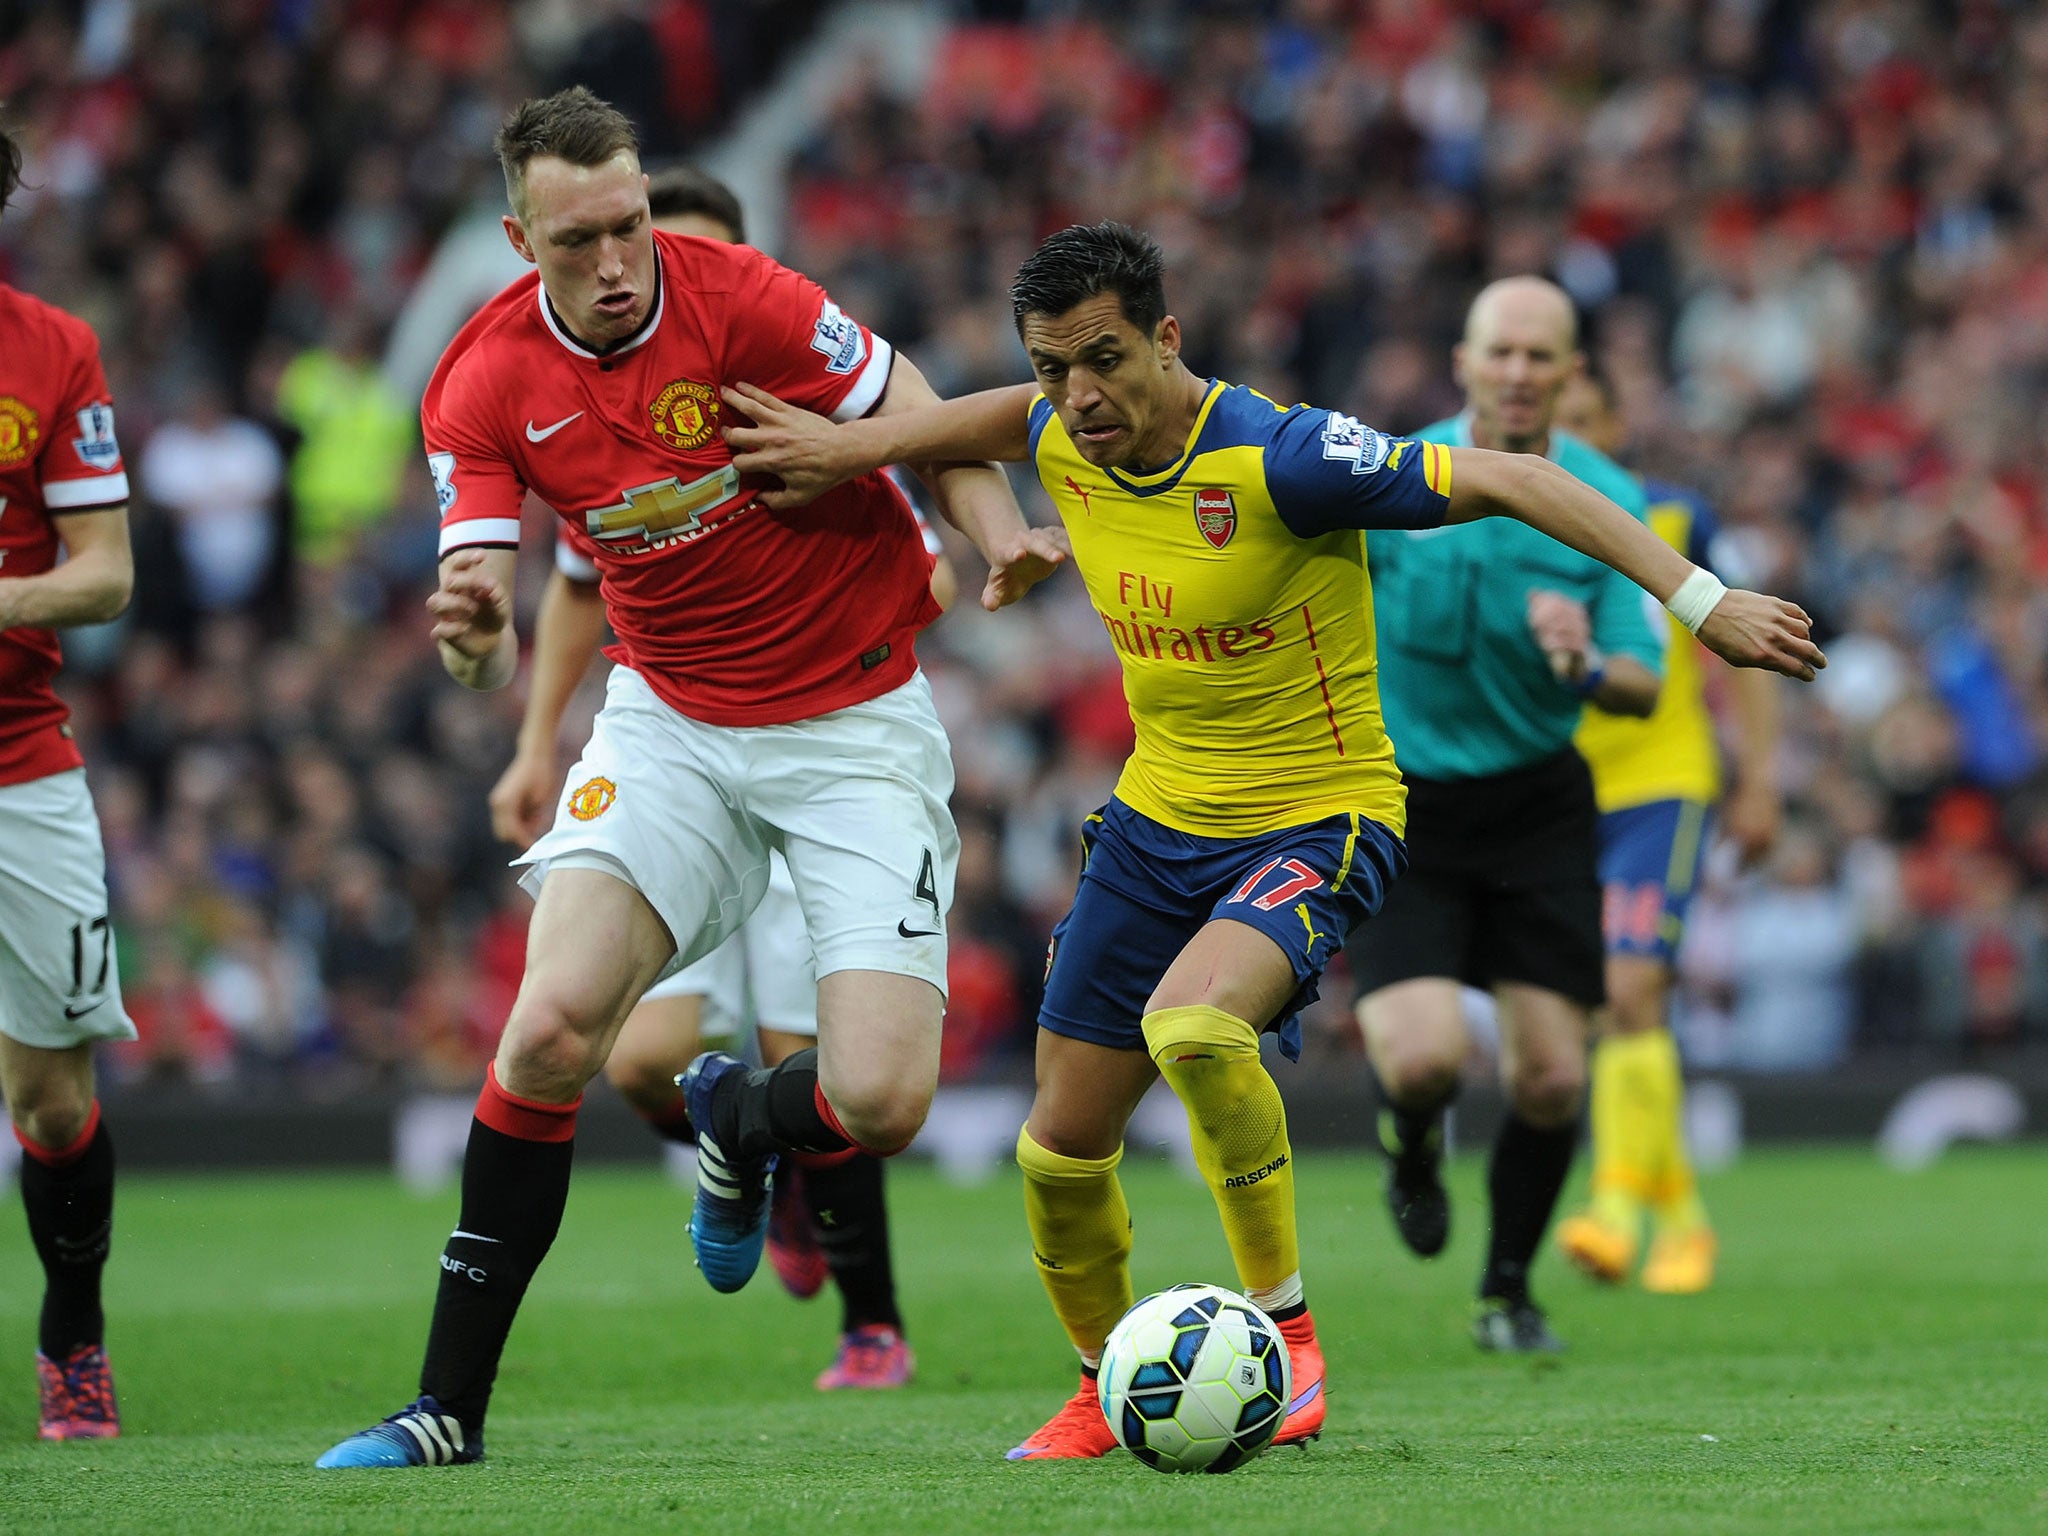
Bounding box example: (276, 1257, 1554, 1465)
(1472, 1296, 1566, 1355)
(768, 1165, 827, 1301)
(815, 1324, 915, 1390)
(1641, 1227, 1717, 1295)
(37, 1344, 119, 1441)
(679, 1052, 777, 1294)
(315, 1395, 480, 1468)
(1556, 1212, 1636, 1285)
(1005, 1374, 1117, 1461)
(1379, 1108, 1450, 1258)
(1272, 1310, 1326, 1446)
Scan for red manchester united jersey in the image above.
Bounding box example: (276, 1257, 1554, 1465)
(425, 231, 940, 726)
(0, 284, 129, 787)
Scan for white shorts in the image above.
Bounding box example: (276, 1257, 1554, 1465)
(643, 852, 817, 1038)
(517, 667, 957, 995)
(0, 770, 136, 1050)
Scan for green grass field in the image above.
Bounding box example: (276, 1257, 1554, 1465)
(0, 1148, 2042, 1535)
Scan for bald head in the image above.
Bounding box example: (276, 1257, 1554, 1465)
(1454, 276, 1583, 455)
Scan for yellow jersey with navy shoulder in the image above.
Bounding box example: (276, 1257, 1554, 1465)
(1028, 380, 1453, 839)
(1574, 478, 1727, 811)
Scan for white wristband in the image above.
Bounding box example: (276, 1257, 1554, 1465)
(1665, 567, 1728, 635)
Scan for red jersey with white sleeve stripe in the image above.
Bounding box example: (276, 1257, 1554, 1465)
(0, 284, 129, 787)
(426, 230, 939, 726)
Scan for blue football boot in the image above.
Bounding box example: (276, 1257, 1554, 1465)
(679, 1051, 777, 1293)
(316, 1395, 480, 1468)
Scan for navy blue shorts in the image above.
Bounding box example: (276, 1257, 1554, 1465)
(1597, 798, 1712, 963)
(1038, 798, 1406, 1060)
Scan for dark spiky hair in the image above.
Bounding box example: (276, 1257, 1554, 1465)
(1009, 222, 1167, 339)
(1, 119, 21, 219)
(645, 164, 745, 243)
(495, 86, 639, 220)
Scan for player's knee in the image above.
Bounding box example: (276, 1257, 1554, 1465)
(603, 1046, 679, 1116)
(1507, 1056, 1586, 1126)
(1374, 1043, 1462, 1109)
(11, 1083, 92, 1154)
(501, 987, 608, 1100)
(831, 1080, 931, 1156)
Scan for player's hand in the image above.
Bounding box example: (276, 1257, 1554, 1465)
(1723, 777, 1783, 868)
(1697, 590, 1826, 681)
(1527, 588, 1593, 683)
(489, 749, 557, 847)
(981, 523, 1070, 610)
(427, 549, 511, 659)
(722, 383, 863, 509)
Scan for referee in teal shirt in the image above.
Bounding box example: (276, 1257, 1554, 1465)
(1351, 278, 1666, 1354)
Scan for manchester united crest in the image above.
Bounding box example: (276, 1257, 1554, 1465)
(0, 396, 41, 466)
(1193, 487, 1236, 549)
(567, 776, 617, 822)
(649, 379, 719, 452)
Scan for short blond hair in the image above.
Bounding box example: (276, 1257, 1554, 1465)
(495, 87, 639, 220)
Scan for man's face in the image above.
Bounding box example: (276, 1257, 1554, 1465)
(1455, 292, 1578, 450)
(1553, 373, 1623, 457)
(504, 151, 656, 348)
(1021, 293, 1179, 468)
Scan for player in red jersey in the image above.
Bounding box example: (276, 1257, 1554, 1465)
(0, 124, 138, 1441)
(488, 166, 953, 1392)
(319, 90, 1063, 1468)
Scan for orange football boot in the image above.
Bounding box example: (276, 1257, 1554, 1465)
(1556, 1212, 1636, 1285)
(1641, 1227, 1717, 1295)
(1272, 1311, 1325, 1446)
(1005, 1374, 1117, 1461)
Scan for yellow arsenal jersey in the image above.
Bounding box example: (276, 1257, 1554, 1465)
(1028, 380, 1453, 838)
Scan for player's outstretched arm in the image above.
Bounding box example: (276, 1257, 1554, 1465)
(429, 546, 519, 691)
(489, 568, 605, 844)
(723, 380, 1038, 509)
(0, 507, 133, 631)
(1445, 448, 1825, 681)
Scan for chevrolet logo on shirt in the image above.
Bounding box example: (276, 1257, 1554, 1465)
(586, 464, 742, 551)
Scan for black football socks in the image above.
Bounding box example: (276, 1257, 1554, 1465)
(17, 1106, 115, 1360)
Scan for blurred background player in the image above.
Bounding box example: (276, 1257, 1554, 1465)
(0, 123, 138, 1439)
(1351, 277, 1667, 1354)
(1551, 368, 1783, 1296)
(722, 221, 1820, 1459)
(488, 165, 957, 1389)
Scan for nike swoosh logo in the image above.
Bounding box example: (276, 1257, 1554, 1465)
(897, 920, 941, 939)
(1288, 1378, 1323, 1414)
(63, 998, 105, 1020)
(525, 412, 583, 443)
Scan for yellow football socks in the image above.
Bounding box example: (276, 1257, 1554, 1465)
(1016, 1127, 1133, 1364)
(1142, 1004, 1301, 1302)
(1590, 1026, 1707, 1237)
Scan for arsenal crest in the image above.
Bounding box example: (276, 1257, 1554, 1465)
(649, 379, 719, 452)
(1193, 487, 1236, 549)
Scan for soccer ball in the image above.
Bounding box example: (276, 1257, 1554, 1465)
(1097, 1284, 1292, 1474)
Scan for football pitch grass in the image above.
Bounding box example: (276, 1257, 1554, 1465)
(0, 1148, 2041, 1535)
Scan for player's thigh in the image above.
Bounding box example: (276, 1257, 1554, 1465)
(1602, 954, 1671, 1038)
(1039, 844, 1206, 1059)
(516, 666, 774, 981)
(0, 772, 135, 1057)
(1492, 981, 1591, 1124)
(503, 866, 678, 1093)
(1149, 919, 1299, 1026)
(752, 672, 957, 1005)
(1026, 1027, 1158, 1162)
(1357, 977, 1469, 1091)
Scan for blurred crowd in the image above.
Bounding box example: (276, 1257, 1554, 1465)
(6, 0, 2048, 1095)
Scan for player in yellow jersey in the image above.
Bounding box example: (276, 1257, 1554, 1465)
(1551, 370, 1782, 1294)
(723, 223, 1821, 1460)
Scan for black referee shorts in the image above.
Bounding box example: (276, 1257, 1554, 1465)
(1348, 747, 1605, 1008)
